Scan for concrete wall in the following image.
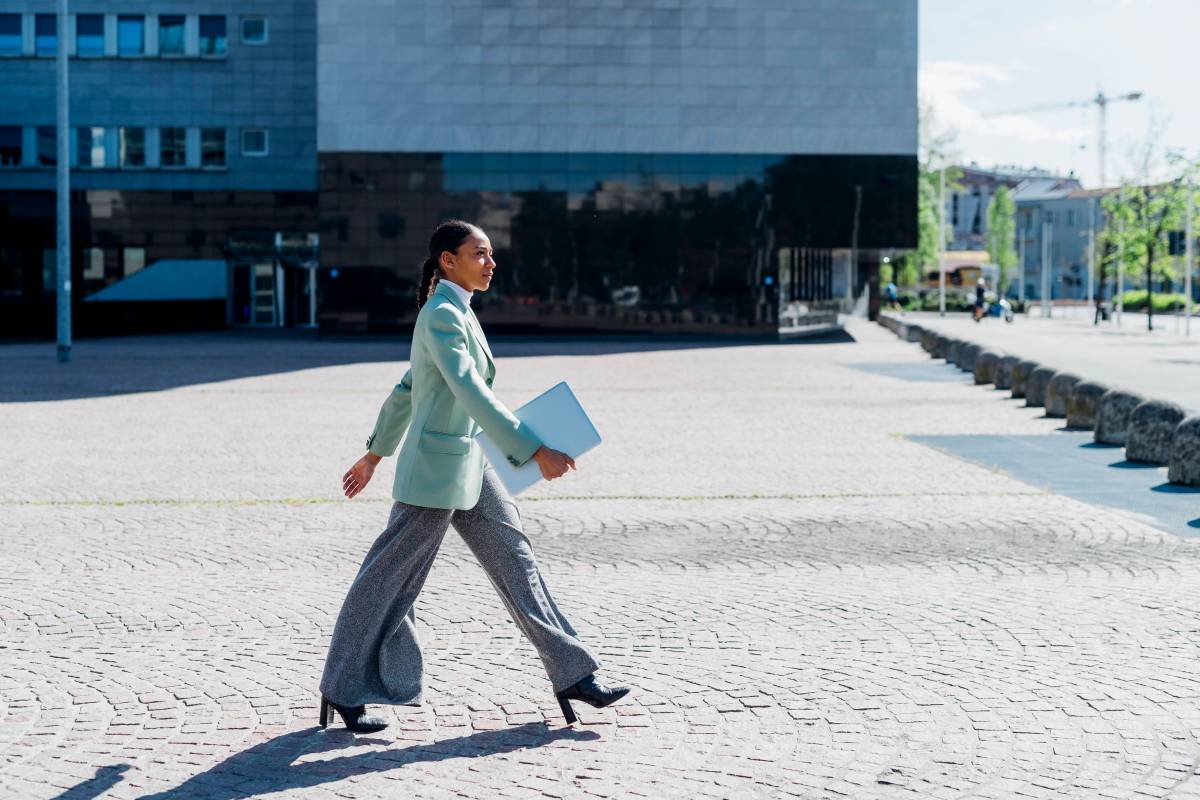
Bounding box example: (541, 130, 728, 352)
(318, 0, 918, 156)
(0, 0, 316, 191)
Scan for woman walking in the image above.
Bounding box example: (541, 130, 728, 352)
(318, 220, 629, 733)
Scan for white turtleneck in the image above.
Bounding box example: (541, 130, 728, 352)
(441, 278, 473, 306)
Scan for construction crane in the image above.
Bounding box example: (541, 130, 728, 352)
(983, 90, 1143, 186)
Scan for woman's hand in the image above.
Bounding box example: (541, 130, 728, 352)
(343, 452, 382, 499)
(531, 445, 576, 481)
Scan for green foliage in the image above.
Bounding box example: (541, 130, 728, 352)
(1118, 290, 1193, 312)
(986, 186, 1017, 294)
(898, 100, 961, 288)
(880, 262, 893, 284)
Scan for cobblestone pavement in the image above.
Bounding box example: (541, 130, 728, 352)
(3, 321, 1200, 799)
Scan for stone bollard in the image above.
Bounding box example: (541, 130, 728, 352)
(1045, 372, 1082, 418)
(994, 355, 1019, 390)
(958, 343, 981, 373)
(1011, 359, 1039, 399)
(1126, 399, 1187, 464)
(947, 339, 962, 365)
(1094, 389, 1146, 446)
(973, 350, 1001, 385)
(921, 329, 936, 353)
(1168, 415, 1200, 485)
(932, 335, 949, 359)
(1066, 381, 1107, 429)
(1024, 366, 1056, 408)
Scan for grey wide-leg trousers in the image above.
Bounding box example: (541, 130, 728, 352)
(320, 465, 601, 707)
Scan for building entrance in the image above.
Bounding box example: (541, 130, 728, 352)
(227, 233, 319, 328)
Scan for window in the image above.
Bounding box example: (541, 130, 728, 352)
(78, 127, 107, 168)
(117, 15, 143, 56)
(119, 127, 145, 167)
(0, 14, 21, 55)
(37, 127, 55, 166)
(199, 16, 226, 56)
(82, 248, 105, 280)
(123, 247, 146, 276)
(201, 128, 226, 168)
(1044, 210, 1055, 224)
(158, 15, 185, 56)
(1067, 210, 1078, 227)
(241, 128, 268, 156)
(76, 14, 104, 56)
(36, 14, 56, 56)
(160, 127, 186, 167)
(241, 17, 267, 44)
(0, 126, 21, 166)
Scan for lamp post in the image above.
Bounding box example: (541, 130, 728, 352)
(56, 0, 71, 362)
(1187, 170, 1194, 336)
(938, 167, 946, 316)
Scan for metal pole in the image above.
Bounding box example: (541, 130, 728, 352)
(1116, 220, 1125, 326)
(1041, 221, 1052, 317)
(56, 0, 71, 362)
(1187, 171, 1193, 336)
(1018, 224, 1025, 304)
(1087, 197, 1095, 321)
(938, 167, 946, 316)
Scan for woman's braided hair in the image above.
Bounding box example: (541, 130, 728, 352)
(417, 220, 477, 310)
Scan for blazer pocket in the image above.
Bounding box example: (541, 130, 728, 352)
(418, 430, 473, 455)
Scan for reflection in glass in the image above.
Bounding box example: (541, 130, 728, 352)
(117, 15, 143, 56)
(201, 128, 226, 168)
(158, 15, 185, 55)
(76, 14, 103, 56)
(160, 127, 185, 167)
(37, 127, 55, 166)
(0, 14, 20, 55)
(0, 126, 20, 166)
(78, 127, 106, 168)
(119, 127, 145, 167)
(35, 14, 56, 56)
(199, 16, 226, 56)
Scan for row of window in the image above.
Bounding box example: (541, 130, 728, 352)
(0, 126, 269, 169)
(0, 13, 267, 58)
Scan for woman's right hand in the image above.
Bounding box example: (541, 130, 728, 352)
(531, 445, 576, 481)
(343, 452, 382, 499)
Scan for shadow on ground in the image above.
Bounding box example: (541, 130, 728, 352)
(69, 722, 598, 800)
(909, 432, 1197, 539)
(0, 328, 855, 402)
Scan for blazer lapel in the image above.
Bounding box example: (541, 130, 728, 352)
(434, 281, 494, 379)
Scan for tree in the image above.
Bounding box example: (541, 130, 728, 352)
(1098, 118, 1199, 330)
(986, 186, 1017, 295)
(898, 100, 960, 287)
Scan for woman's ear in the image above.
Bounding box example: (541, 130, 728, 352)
(439, 250, 455, 274)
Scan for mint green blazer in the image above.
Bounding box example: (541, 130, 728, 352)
(364, 280, 543, 510)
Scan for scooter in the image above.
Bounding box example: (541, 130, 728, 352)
(987, 297, 1015, 323)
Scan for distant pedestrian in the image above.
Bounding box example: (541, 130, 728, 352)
(885, 280, 900, 311)
(319, 220, 629, 733)
(973, 277, 987, 322)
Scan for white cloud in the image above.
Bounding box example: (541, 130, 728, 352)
(920, 60, 1090, 145)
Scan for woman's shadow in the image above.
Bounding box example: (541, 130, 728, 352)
(54, 722, 598, 800)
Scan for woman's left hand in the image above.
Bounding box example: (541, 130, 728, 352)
(343, 452, 381, 499)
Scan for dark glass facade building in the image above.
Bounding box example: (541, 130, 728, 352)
(318, 152, 915, 334)
(0, 0, 917, 338)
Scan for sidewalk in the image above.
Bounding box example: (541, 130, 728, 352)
(895, 311, 1200, 411)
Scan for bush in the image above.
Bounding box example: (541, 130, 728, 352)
(1119, 290, 1192, 312)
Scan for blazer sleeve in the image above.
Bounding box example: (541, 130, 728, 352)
(365, 368, 414, 457)
(424, 304, 543, 467)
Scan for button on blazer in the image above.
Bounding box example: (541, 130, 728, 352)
(364, 279, 542, 510)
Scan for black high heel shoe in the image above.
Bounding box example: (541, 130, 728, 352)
(318, 695, 389, 733)
(555, 674, 631, 725)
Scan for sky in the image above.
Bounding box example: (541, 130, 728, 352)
(919, 0, 1199, 188)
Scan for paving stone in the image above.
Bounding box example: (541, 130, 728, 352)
(1, 321, 1199, 799)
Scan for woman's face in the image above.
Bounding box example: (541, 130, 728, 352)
(441, 229, 496, 293)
